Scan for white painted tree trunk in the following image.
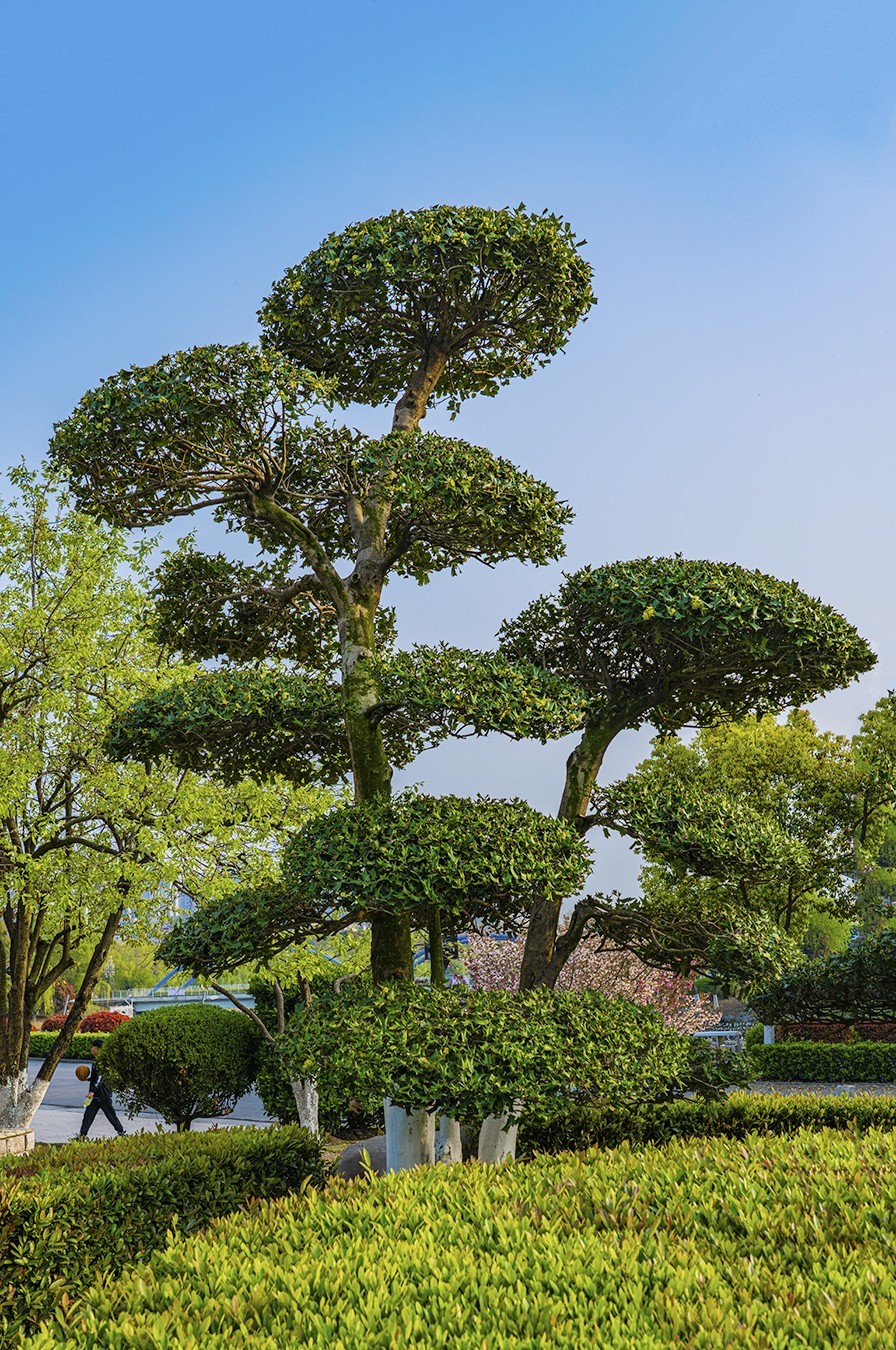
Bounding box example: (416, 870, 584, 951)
(0, 1070, 49, 1132)
(290, 1078, 319, 1133)
(477, 1101, 522, 1163)
(435, 1114, 463, 1164)
(384, 1098, 434, 1171)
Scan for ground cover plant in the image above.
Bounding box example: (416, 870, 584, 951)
(0, 1125, 323, 1343)
(25, 1128, 896, 1348)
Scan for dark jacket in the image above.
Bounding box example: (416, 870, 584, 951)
(88, 1061, 112, 1103)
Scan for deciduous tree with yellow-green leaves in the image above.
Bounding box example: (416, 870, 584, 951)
(0, 471, 322, 1131)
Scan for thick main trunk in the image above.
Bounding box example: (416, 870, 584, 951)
(342, 602, 413, 983)
(477, 1102, 522, 1163)
(0, 1069, 49, 1132)
(392, 352, 448, 432)
(384, 1098, 435, 1171)
(427, 906, 445, 988)
(290, 1077, 319, 1133)
(519, 722, 615, 991)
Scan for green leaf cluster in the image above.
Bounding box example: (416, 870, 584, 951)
(30, 1130, 896, 1348)
(518, 1088, 896, 1155)
(751, 929, 896, 1026)
(260, 204, 595, 413)
(98, 1004, 262, 1130)
(749, 1039, 896, 1082)
(500, 557, 876, 732)
(106, 646, 585, 787)
(159, 794, 590, 974)
(281, 982, 690, 1120)
(0, 1125, 323, 1342)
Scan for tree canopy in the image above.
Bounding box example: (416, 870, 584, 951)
(259, 204, 596, 418)
(0, 471, 323, 1128)
(751, 930, 896, 1026)
(159, 794, 591, 975)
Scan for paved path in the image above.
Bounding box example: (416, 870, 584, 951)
(29, 1059, 275, 1144)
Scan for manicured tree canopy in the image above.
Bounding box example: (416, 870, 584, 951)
(501, 558, 876, 734)
(106, 646, 587, 786)
(49, 203, 594, 983)
(99, 1003, 261, 1131)
(260, 204, 596, 420)
(498, 557, 876, 989)
(159, 794, 591, 974)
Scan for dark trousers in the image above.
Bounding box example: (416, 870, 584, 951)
(79, 1093, 125, 1136)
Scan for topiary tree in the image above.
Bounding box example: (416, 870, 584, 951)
(49, 205, 596, 984)
(280, 982, 693, 1165)
(498, 557, 876, 987)
(99, 1004, 262, 1131)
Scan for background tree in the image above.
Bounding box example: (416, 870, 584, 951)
(461, 931, 717, 1033)
(49, 205, 596, 983)
(498, 557, 876, 987)
(590, 706, 896, 990)
(0, 474, 321, 1130)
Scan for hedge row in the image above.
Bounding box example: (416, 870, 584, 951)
(0, 1125, 323, 1341)
(27, 1031, 108, 1060)
(749, 1039, 896, 1081)
(26, 1128, 896, 1348)
(518, 1089, 896, 1155)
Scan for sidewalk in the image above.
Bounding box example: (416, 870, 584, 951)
(32, 1104, 273, 1144)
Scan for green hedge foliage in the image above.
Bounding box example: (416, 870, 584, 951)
(26, 1128, 896, 1348)
(27, 1032, 107, 1061)
(750, 1040, 896, 1081)
(0, 1125, 323, 1342)
(518, 1089, 896, 1155)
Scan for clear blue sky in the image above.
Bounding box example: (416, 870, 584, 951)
(2, 1, 895, 889)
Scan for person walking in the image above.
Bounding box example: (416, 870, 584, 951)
(77, 1039, 125, 1138)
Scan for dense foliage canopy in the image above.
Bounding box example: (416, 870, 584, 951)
(751, 930, 896, 1026)
(260, 204, 596, 415)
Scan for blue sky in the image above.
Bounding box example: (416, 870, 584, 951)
(2, 1, 895, 889)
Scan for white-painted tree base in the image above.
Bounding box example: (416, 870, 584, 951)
(435, 1114, 463, 1163)
(477, 1102, 521, 1163)
(291, 1077, 319, 1133)
(384, 1098, 435, 1171)
(0, 1070, 49, 1133)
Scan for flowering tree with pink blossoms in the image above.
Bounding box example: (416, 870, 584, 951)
(462, 932, 718, 1035)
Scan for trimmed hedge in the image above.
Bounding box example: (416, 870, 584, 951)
(749, 1039, 896, 1081)
(518, 1089, 896, 1155)
(27, 1031, 107, 1060)
(0, 1125, 323, 1342)
(25, 1129, 896, 1347)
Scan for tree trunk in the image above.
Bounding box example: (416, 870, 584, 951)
(435, 1114, 463, 1163)
(0, 905, 123, 1132)
(477, 1102, 521, 1163)
(341, 601, 413, 983)
(290, 1077, 319, 1132)
(519, 722, 615, 991)
(384, 1098, 434, 1171)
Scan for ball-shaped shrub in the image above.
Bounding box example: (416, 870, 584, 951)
(99, 1003, 261, 1131)
(80, 1010, 130, 1034)
(39, 1012, 71, 1032)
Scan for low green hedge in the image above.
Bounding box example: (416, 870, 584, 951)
(25, 1128, 896, 1348)
(518, 1089, 896, 1155)
(749, 1039, 896, 1081)
(0, 1125, 323, 1342)
(27, 1031, 108, 1060)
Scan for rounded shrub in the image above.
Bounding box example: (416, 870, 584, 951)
(99, 1003, 261, 1130)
